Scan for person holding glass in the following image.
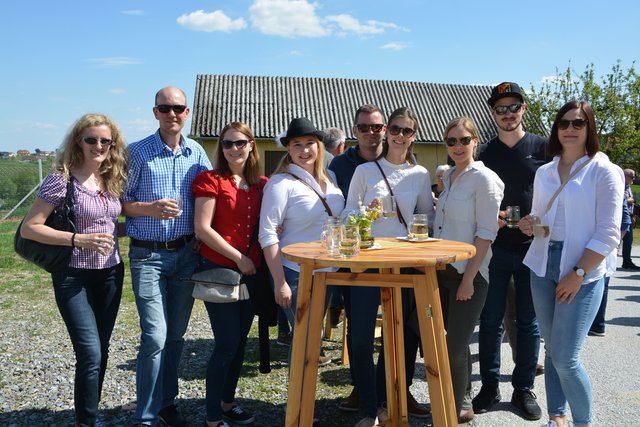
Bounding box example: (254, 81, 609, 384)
(192, 122, 267, 427)
(259, 117, 344, 339)
(20, 113, 128, 427)
(433, 117, 504, 423)
(519, 101, 623, 427)
(343, 107, 434, 427)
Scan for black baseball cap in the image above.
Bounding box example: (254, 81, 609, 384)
(487, 82, 525, 106)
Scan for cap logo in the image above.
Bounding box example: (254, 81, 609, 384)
(498, 83, 512, 94)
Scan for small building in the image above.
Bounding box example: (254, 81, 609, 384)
(17, 149, 30, 156)
(190, 75, 517, 178)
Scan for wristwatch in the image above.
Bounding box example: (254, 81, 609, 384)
(573, 266, 586, 277)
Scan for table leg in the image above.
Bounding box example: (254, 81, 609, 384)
(380, 286, 399, 423)
(413, 268, 458, 427)
(285, 264, 316, 427)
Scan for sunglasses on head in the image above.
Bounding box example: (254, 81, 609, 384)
(83, 137, 113, 146)
(221, 139, 250, 150)
(444, 136, 474, 147)
(388, 125, 416, 137)
(156, 104, 187, 114)
(557, 118, 588, 130)
(356, 123, 384, 133)
(493, 103, 522, 115)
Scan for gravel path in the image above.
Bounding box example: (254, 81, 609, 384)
(1, 246, 639, 426)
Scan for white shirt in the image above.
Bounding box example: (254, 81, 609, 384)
(259, 164, 345, 272)
(343, 157, 434, 239)
(433, 161, 504, 281)
(523, 153, 624, 283)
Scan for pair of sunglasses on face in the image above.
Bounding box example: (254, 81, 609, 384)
(493, 103, 523, 115)
(220, 139, 250, 150)
(155, 104, 187, 114)
(83, 137, 114, 146)
(444, 136, 474, 147)
(356, 123, 416, 137)
(557, 118, 588, 130)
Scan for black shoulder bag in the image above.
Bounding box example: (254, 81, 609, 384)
(14, 176, 77, 273)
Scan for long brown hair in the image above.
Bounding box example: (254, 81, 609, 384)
(214, 122, 261, 185)
(381, 107, 419, 165)
(548, 100, 600, 157)
(56, 113, 128, 197)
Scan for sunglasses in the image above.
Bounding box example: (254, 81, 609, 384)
(493, 103, 522, 115)
(83, 137, 114, 146)
(221, 139, 250, 150)
(444, 136, 474, 147)
(557, 118, 588, 130)
(388, 125, 416, 137)
(356, 123, 384, 133)
(156, 104, 187, 114)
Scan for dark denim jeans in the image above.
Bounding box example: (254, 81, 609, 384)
(52, 263, 124, 427)
(589, 276, 610, 334)
(478, 244, 540, 390)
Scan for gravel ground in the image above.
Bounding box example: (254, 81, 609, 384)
(1, 246, 639, 426)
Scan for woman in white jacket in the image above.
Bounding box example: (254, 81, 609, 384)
(519, 101, 623, 427)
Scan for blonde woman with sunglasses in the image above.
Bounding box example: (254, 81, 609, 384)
(433, 117, 504, 423)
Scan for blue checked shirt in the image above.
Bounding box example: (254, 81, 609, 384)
(124, 130, 212, 241)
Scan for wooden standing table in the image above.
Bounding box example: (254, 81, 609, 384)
(281, 237, 476, 427)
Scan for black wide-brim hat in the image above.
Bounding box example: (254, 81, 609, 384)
(487, 82, 525, 106)
(280, 118, 325, 146)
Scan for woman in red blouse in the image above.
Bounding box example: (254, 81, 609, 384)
(192, 122, 267, 427)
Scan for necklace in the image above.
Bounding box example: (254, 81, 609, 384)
(233, 175, 249, 191)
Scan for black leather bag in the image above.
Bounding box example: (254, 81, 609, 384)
(14, 177, 76, 273)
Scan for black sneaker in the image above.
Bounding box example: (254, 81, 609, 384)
(471, 385, 501, 413)
(222, 405, 255, 425)
(159, 404, 187, 427)
(622, 262, 640, 270)
(511, 389, 542, 420)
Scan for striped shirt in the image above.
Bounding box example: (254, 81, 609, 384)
(38, 171, 122, 269)
(124, 130, 212, 241)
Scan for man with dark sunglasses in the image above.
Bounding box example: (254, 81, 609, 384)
(123, 86, 212, 427)
(328, 105, 429, 423)
(473, 82, 548, 422)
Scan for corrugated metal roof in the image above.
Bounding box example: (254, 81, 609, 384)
(190, 75, 503, 144)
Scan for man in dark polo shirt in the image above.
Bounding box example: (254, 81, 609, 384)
(473, 82, 547, 421)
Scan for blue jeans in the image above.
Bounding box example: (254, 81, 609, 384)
(479, 244, 540, 390)
(129, 243, 198, 425)
(52, 263, 124, 427)
(530, 241, 603, 425)
(203, 275, 255, 421)
(589, 276, 609, 334)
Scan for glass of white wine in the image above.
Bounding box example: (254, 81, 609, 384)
(408, 214, 429, 241)
(339, 224, 360, 258)
(381, 195, 397, 218)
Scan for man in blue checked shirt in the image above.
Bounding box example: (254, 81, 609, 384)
(123, 86, 211, 427)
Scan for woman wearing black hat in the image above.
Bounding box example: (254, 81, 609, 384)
(259, 118, 344, 334)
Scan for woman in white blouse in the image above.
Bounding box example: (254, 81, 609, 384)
(259, 117, 344, 329)
(433, 117, 504, 423)
(519, 101, 623, 427)
(343, 107, 434, 426)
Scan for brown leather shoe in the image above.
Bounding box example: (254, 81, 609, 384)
(338, 386, 359, 412)
(407, 391, 430, 418)
(459, 407, 475, 424)
(536, 363, 545, 376)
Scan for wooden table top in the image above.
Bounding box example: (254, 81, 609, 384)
(281, 237, 476, 270)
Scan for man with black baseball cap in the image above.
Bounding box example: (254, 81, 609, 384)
(473, 82, 547, 421)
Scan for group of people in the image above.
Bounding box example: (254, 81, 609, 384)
(19, 81, 627, 427)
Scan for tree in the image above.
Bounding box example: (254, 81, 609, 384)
(526, 61, 640, 172)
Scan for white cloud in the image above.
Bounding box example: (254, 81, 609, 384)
(109, 88, 126, 95)
(541, 75, 578, 84)
(381, 42, 408, 51)
(35, 122, 58, 130)
(249, 0, 328, 38)
(86, 57, 142, 68)
(177, 10, 246, 32)
(326, 15, 406, 36)
(121, 10, 144, 16)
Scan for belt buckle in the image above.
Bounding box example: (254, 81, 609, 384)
(163, 240, 173, 250)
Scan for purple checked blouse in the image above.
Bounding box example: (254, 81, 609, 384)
(38, 171, 122, 269)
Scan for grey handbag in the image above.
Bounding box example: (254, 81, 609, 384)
(189, 267, 250, 303)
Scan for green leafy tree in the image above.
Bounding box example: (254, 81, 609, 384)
(526, 61, 640, 171)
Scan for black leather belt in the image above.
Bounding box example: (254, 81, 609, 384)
(130, 234, 194, 251)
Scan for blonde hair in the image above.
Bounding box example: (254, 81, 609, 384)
(56, 113, 128, 198)
(273, 136, 333, 185)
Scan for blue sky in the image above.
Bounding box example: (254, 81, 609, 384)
(1, 0, 638, 153)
